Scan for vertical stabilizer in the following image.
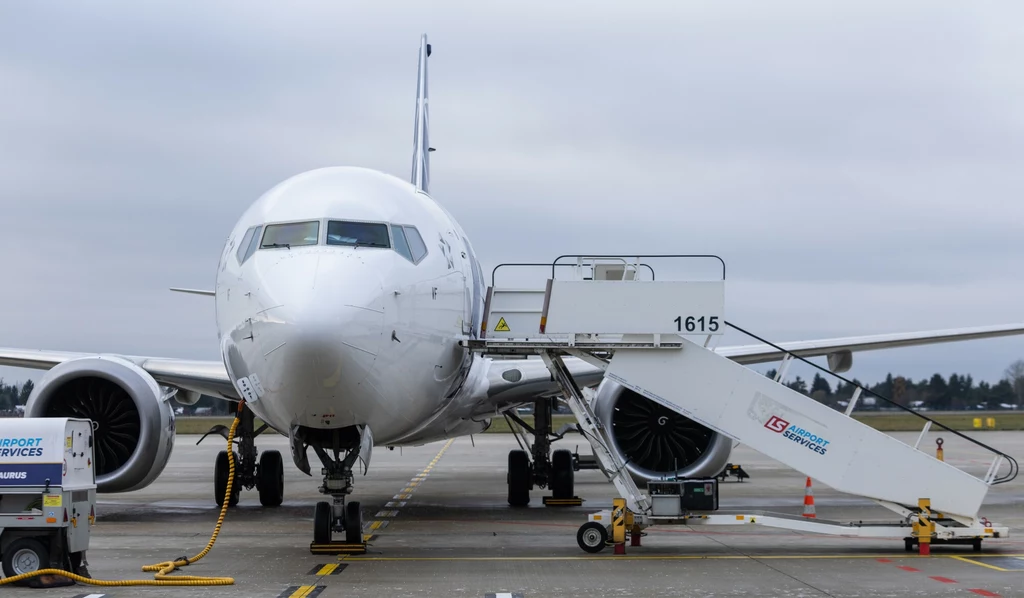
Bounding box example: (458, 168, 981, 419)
(411, 34, 431, 193)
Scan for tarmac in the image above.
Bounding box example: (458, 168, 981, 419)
(4, 430, 1023, 597)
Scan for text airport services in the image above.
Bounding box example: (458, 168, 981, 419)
(783, 426, 830, 455)
(0, 437, 46, 457)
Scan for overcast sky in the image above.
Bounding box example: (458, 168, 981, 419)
(1, 1, 1022, 390)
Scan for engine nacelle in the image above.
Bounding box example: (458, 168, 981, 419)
(25, 356, 176, 493)
(591, 379, 732, 481)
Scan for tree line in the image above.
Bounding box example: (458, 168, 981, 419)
(0, 379, 34, 414)
(768, 359, 1024, 411)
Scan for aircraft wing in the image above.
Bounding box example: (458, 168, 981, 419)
(479, 323, 1024, 408)
(718, 323, 1024, 366)
(0, 348, 238, 400)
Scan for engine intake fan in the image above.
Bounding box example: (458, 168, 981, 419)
(592, 380, 733, 481)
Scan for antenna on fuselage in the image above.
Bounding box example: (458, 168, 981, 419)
(411, 34, 432, 193)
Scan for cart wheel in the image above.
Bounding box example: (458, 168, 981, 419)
(973, 539, 982, 552)
(904, 538, 915, 552)
(2, 537, 49, 580)
(577, 521, 609, 553)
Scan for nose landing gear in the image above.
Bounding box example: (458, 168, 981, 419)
(312, 498, 363, 545)
(308, 432, 367, 554)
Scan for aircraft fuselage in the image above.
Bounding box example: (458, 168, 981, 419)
(215, 166, 486, 447)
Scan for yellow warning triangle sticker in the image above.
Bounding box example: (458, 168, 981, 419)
(494, 317, 511, 332)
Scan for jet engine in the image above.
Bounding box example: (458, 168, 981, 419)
(591, 380, 732, 481)
(25, 356, 176, 493)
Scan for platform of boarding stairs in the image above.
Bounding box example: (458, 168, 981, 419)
(462, 255, 1017, 554)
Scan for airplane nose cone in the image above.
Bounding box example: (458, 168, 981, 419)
(254, 251, 386, 406)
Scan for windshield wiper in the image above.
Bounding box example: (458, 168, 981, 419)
(265, 243, 291, 249)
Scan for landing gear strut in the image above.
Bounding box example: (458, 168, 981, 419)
(311, 433, 363, 545)
(505, 397, 577, 506)
(200, 404, 283, 507)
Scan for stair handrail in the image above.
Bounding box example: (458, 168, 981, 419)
(725, 321, 1018, 485)
(549, 254, 727, 281)
(491, 262, 656, 287)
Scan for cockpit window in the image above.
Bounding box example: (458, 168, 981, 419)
(391, 226, 414, 262)
(390, 225, 427, 264)
(403, 226, 428, 263)
(238, 224, 262, 264)
(326, 221, 391, 248)
(235, 227, 256, 263)
(261, 221, 319, 249)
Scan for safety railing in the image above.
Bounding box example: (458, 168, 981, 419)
(549, 254, 727, 281)
(490, 261, 655, 287)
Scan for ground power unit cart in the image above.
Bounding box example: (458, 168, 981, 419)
(0, 417, 95, 586)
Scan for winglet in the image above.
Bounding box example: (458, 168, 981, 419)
(410, 34, 431, 193)
(170, 287, 216, 297)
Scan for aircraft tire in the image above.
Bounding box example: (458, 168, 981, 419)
(214, 450, 240, 507)
(508, 449, 531, 507)
(313, 501, 332, 544)
(551, 449, 574, 499)
(345, 501, 363, 544)
(257, 450, 285, 507)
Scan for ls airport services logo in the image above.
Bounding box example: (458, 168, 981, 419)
(764, 415, 830, 455)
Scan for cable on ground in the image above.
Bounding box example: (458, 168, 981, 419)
(0, 401, 247, 587)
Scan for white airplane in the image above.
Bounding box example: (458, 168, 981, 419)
(3, 34, 1024, 545)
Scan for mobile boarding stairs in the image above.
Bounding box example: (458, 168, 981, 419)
(463, 255, 1018, 552)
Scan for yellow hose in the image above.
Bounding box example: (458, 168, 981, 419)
(0, 402, 246, 587)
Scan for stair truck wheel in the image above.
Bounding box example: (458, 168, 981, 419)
(215, 450, 240, 507)
(551, 449, 575, 499)
(508, 449, 531, 507)
(313, 501, 332, 544)
(258, 450, 285, 507)
(345, 501, 363, 544)
(577, 522, 609, 553)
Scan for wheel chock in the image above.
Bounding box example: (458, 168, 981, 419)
(309, 541, 368, 555)
(716, 463, 750, 482)
(543, 496, 584, 506)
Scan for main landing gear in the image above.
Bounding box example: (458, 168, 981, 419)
(310, 431, 363, 546)
(198, 404, 284, 507)
(505, 397, 580, 507)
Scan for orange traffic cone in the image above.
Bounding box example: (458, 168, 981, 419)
(802, 476, 816, 518)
